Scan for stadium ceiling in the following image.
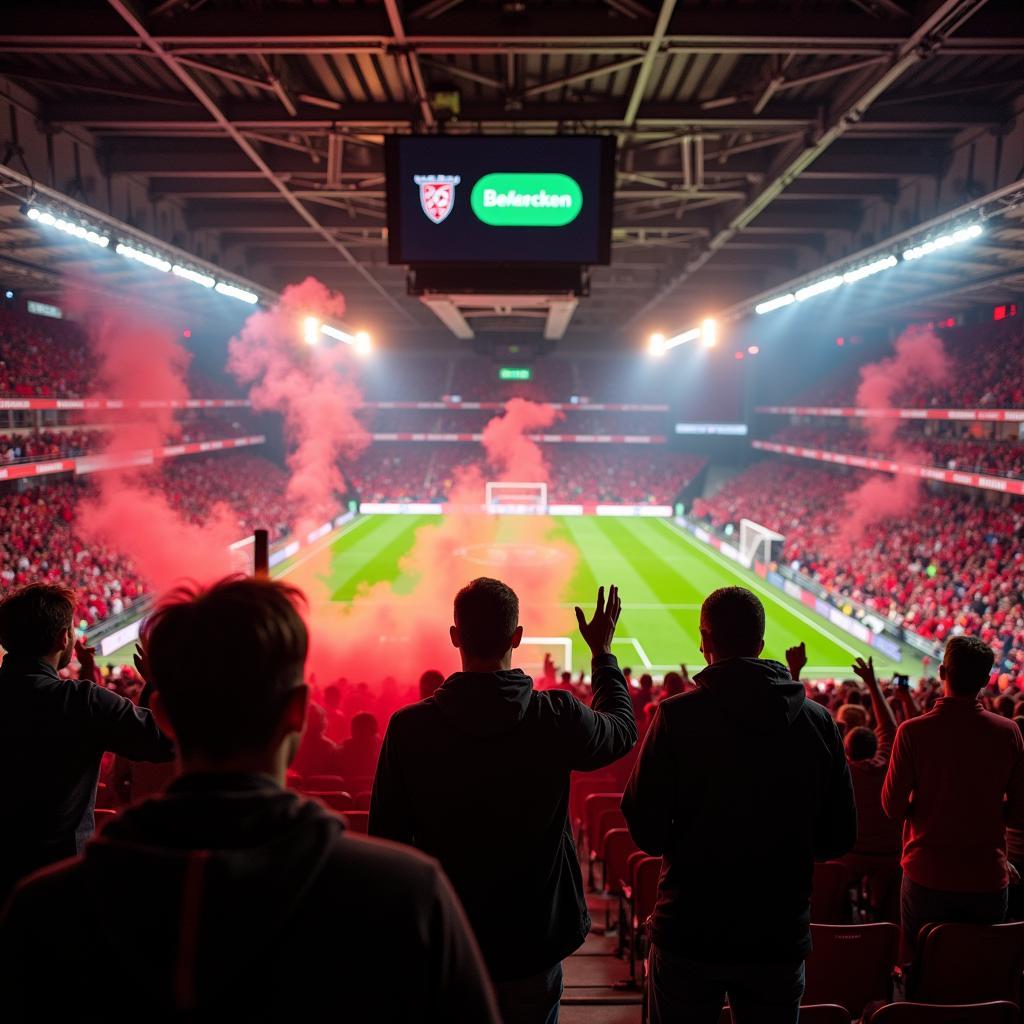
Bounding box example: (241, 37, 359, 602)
(0, 0, 1022, 344)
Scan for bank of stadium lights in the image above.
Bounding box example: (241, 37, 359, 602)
(23, 202, 259, 305)
(25, 206, 109, 248)
(903, 223, 983, 261)
(213, 281, 259, 304)
(647, 318, 717, 357)
(305, 317, 373, 356)
(755, 224, 983, 316)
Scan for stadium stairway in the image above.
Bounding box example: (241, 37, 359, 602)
(559, 887, 643, 1022)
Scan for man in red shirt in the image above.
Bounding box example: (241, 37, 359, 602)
(883, 635, 1024, 949)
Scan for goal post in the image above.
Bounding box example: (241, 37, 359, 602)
(485, 481, 548, 515)
(738, 518, 786, 568)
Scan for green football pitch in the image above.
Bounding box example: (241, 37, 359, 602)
(273, 514, 921, 679)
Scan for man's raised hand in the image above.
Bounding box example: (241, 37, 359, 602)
(575, 585, 622, 658)
(785, 641, 807, 681)
(852, 656, 877, 689)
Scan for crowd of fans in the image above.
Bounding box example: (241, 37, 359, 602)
(0, 429, 108, 463)
(694, 460, 1024, 681)
(0, 452, 294, 625)
(343, 444, 704, 505)
(768, 423, 1024, 479)
(0, 310, 91, 398)
(797, 318, 1024, 409)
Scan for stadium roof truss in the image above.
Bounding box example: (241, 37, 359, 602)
(0, 0, 1022, 341)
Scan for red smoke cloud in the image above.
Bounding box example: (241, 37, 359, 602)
(837, 325, 951, 550)
(291, 399, 578, 697)
(481, 397, 561, 482)
(69, 292, 238, 593)
(228, 277, 370, 538)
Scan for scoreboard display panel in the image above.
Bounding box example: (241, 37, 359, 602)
(386, 135, 614, 266)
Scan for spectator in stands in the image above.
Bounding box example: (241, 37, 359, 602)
(0, 577, 498, 1021)
(622, 587, 856, 1024)
(632, 672, 654, 723)
(0, 583, 174, 902)
(370, 579, 636, 1024)
(839, 657, 903, 918)
(419, 668, 444, 700)
(321, 682, 346, 743)
(291, 703, 343, 779)
(337, 711, 380, 781)
(883, 634, 1024, 948)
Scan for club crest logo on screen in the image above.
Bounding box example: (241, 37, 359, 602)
(414, 174, 461, 224)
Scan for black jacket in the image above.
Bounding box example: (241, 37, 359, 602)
(621, 658, 856, 964)
(0, 773, 498, 1022)
(369, 653, 637, 980)
(0, 654, 174, 899)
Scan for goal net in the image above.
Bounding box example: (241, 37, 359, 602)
(485, 481, 548, 516)
(738, 518, 786, 568)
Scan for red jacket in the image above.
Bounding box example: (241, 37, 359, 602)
(882, 696, 1024, 891)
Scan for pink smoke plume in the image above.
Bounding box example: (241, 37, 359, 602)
(228, 277, 370, 538)
(836, 325, 951, 550)
(68, 291, 238, 593)
(293, 399, 578, 694)
(481, 396, 562, 482)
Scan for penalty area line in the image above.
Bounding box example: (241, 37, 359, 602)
(657, 518, 864, 660)
(277, 514, 376, 578)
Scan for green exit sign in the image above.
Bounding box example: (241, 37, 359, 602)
(499, 366, 532, 381)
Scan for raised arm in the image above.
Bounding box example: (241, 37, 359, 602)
(853, 656, 897, 759)
(564, 586, 637, 770)
(86, 682, 174, 762)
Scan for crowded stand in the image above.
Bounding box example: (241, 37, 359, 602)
(768, 424, 1024, 479)
(342, 443, 704, 505)
(0, 429, 108, 463)
(693, 459, 1024, 681)
(792, 317, 1024, 409)
(0, 308, 91, 398)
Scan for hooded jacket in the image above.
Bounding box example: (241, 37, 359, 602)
(369, 653, 637, 981)
(622, 658, 856, 964)
(0, 773, 498, 1022)
(0, 654, 174, 901)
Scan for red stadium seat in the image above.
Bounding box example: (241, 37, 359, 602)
(354, 790, 373, 811)
(589, 806, 628, 888)
(811, 861, 851, 924)
(93, 808, 117, 830)
(906, 923, 1024, 1006)
(343, 811, 369, 834)
(306, 791, 354, 813)
(870, 1003, 1020, 1023)
(582, 793, 621, 885)
(302, 774, 347, 792)
(804, 923, 900, 1019)
(720, 1007, 851, 1024)
(570, 775, 616, 840)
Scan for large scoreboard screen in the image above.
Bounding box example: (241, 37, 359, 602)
(386, 135, 615, 266)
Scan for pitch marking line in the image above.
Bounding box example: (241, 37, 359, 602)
(657, 518, 863, 660)
(278, 514, 376, 578)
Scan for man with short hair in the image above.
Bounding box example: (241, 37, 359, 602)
(622, 586, 856, 1024)
(0, 577, 498, 1021)
(0, 582, 174, 901)
(883, 634, 1024, 948)
(370, 578, 637, 1024)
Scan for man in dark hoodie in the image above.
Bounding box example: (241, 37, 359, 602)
(0, 576, 499, 1022)
(622, 586, 856, 1024)
(0, 582, 174, 903)
(370, 577, 637, 1024)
